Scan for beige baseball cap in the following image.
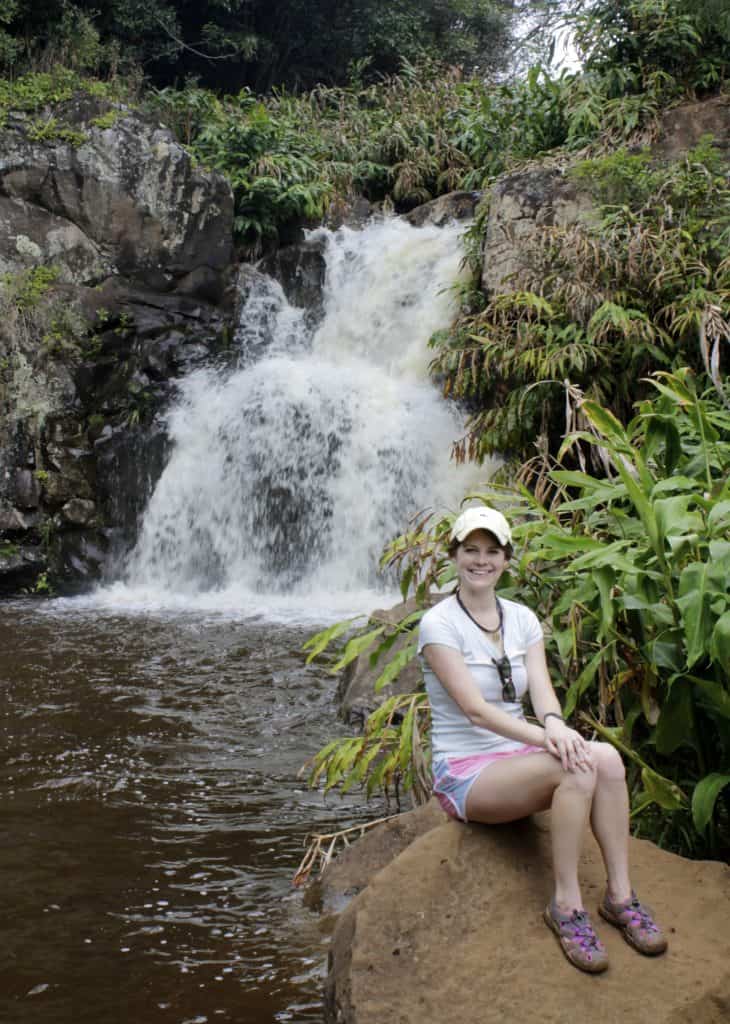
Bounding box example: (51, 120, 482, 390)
(450, 506, 512, 547)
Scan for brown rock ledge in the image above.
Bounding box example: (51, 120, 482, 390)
(324, 811, 730, 1024)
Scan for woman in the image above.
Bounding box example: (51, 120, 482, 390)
(418, 504, 666, 973)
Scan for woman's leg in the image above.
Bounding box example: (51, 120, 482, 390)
(586, 742, 632, 903)
(465, 751, 597, 911)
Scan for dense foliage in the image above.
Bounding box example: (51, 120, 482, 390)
(0, 0, 516, 91)
(431, 138, 730, 463)
(306, 372, 730, 859)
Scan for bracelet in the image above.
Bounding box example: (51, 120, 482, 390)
(543, 712, 564, 725)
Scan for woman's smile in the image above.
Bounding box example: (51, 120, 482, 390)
(455, 529, 508, 587)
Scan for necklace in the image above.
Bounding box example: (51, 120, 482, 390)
(455, 589, 503, 638)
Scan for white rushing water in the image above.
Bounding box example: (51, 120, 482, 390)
(98, 217, 487, 620)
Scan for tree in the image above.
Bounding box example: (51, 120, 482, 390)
(0, 0, 519, 92)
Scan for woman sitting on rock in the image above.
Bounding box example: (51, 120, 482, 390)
(417, 504, 667, 974)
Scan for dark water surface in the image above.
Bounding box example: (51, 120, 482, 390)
(1, 600, 379, 1024)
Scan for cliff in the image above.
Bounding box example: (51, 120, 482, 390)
(0, 92, 235, 592)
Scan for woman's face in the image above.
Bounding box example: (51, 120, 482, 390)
(454, 529, 509, 589)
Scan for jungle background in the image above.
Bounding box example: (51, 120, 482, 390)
(1, 0, 729, 862)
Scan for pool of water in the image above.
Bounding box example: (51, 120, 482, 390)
(0, 600, 383, 1024)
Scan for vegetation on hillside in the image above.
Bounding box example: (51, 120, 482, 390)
(0, 0, 518, 92)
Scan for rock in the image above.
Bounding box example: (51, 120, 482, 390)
(482, 166, 593, 297)
(12, 467, 42, 508)
(0, 541, 45, 594)
(0, 503, 27, 531)
(654, 94, 730, 162)
(480, 95, 730, 299)
(0, 103, 234, 289)
(0, 195, 108, 284)
(261, 234, 327, 319)
(325, 812, 730, 1024)
(60, 498, 97, 526)
(309, 800, 448, 919)
(405, 191, 482, 228)
(325, 196, 375, 230)
(0, 98, 236, 593)
(337, 597, 443, 728)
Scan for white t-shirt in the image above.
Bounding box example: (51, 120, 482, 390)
(418, 593, 543, 758)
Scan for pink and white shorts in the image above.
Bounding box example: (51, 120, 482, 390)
(432, 746, 544, 822)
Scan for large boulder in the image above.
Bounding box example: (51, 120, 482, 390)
(481, 94, 730, 299)
(405, 190, 482, 228)
(325, 812, 730, 1024)
(482, 163, 593, 297)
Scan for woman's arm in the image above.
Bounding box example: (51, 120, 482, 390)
(526, 640, 592, 772)
(423, 644, 546, 748)
(525, 639, 563, 723)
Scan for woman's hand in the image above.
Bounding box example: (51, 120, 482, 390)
(543, 718, 593, 773)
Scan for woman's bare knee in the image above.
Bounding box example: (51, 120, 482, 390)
(590, 742, 625, 782)
(557, 761, 597, 798)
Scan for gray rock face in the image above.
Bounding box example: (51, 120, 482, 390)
(0, 96, 236, 593)
(482, 166, 593, 297)
(0, 98, 233, 289)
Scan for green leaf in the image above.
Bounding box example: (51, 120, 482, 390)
(374, 641, 418, 692)
(655, 678, 698, 755)
(641, 765, 686, 811)
(563, 648, 605, 718)
(588, 716, 686, 810)
(692, 773, 730, 833)
(594, 565, 614, 641)
(708, 500, 730, 533)
(331, 625, 386, 673)
(570, 541, 637, 573)
(710, 611, 730, 673)
(676, 562, 713, 668)
(302, 615, 365, 662)
(691, 677, 730, 722)
(653, 494, 697, 543)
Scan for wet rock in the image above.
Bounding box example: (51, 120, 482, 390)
(325, 812, 730, 1024)
(309, 800, 447, 919)
(0, 542, 45, 594)
(405, 190, 482, 228)
(60, 498, 97, 526)
(0, 99, 236, 594)
(0, 503, 27, 531)
(325, 196, 375, 230)
(13, 468, 42, 509)
(262, 235, 327, 319)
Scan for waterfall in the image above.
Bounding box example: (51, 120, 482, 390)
(104, 217, 487, 619)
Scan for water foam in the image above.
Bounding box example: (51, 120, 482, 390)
(99, 217, 487, 619)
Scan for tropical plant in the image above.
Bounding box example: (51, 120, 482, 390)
(304, 371, 730, 859)
(430, 137, 730, 466)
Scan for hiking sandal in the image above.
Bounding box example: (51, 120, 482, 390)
(598, 891, 667, 956)
(544, 900, 609, 974)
